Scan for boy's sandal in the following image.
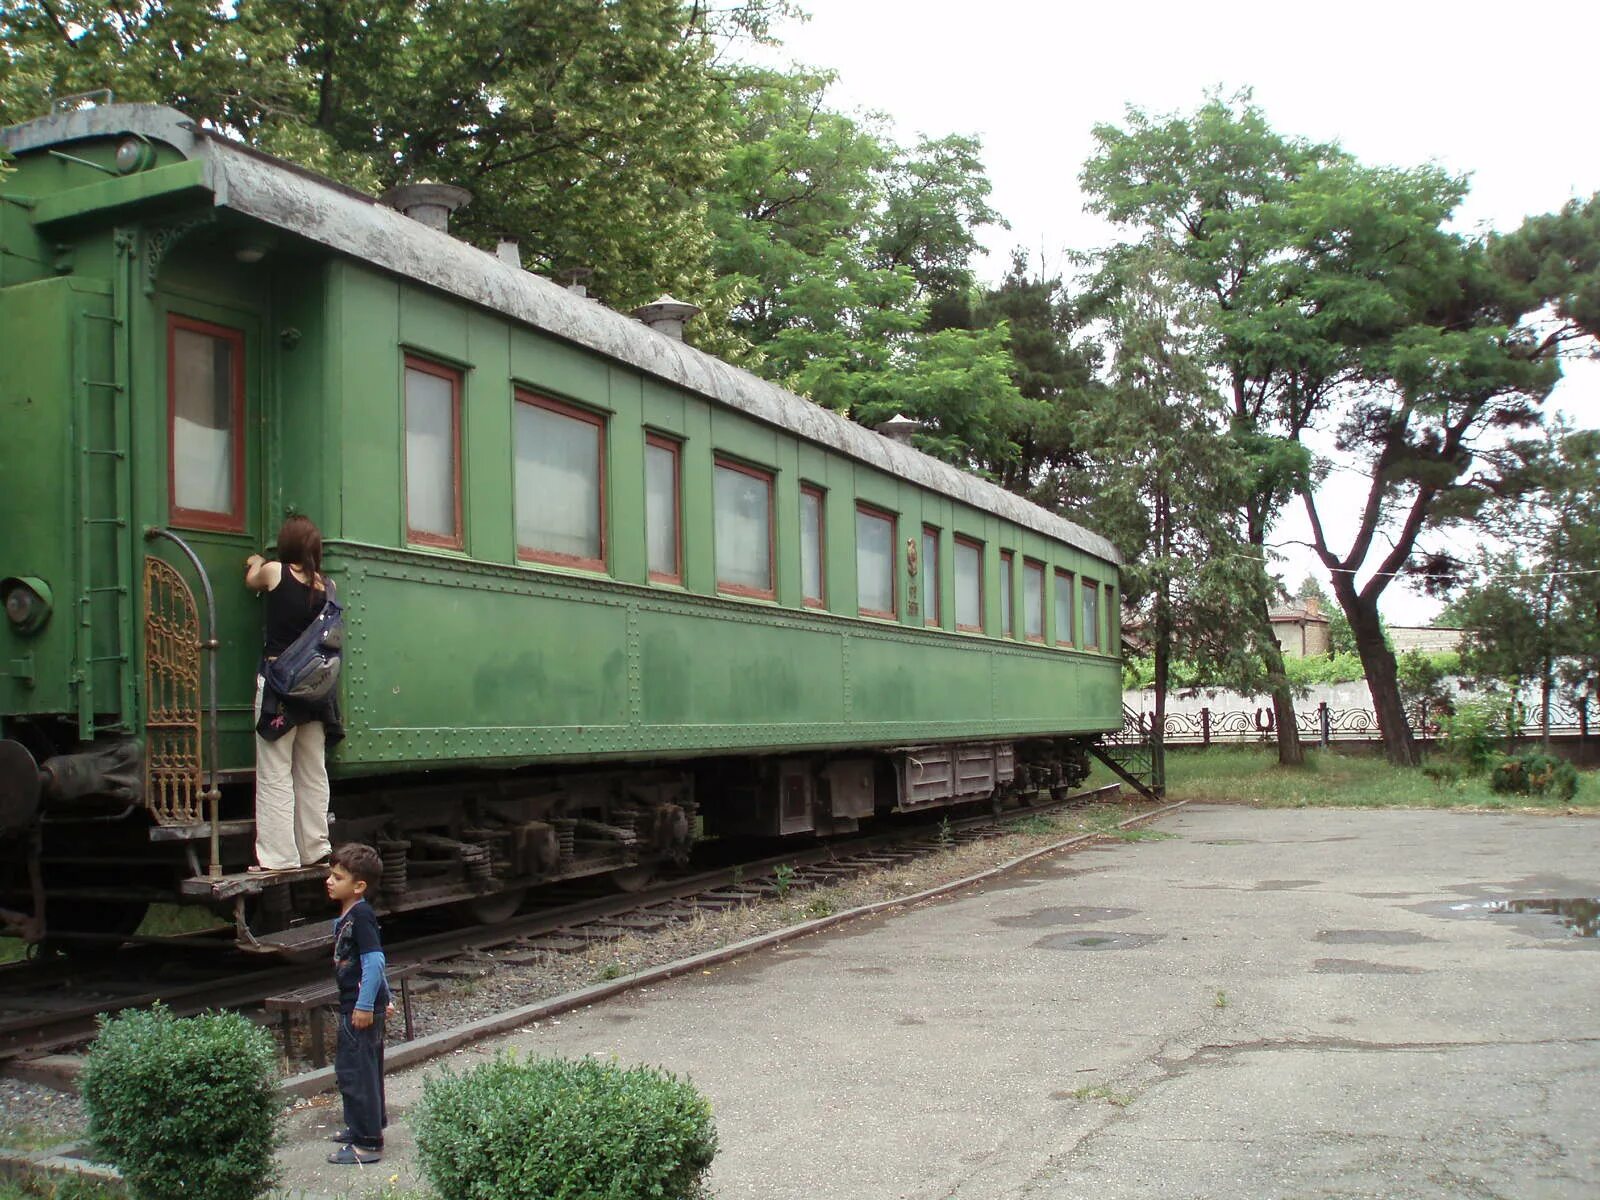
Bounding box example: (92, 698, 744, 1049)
(327, 1145, 381, 1165)
(327, 1128, 354, 1144)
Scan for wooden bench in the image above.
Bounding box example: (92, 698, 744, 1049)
(264, 964, 418, 1067)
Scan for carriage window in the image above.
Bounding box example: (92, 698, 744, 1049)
(1082, 577, 1101, 651)
(922, 525, 940, 626)
(1055, 569, 1075, 646)
(169, 316, 244, 531)
(1024, 558, 1045, 642)
(1105, 584, 1117, 649)
(856, 504, 896, 619)
(645, 434, 680, 582)
(801, 485, 825, 607)
(405, 357, 462, 549)
(999, 550, 1015, 638)
(515, 393, 605, 570)
(954, 536, 983, 631)
(714, 459, 774, 598)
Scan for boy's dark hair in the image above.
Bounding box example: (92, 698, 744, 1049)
(330, 843, 383, 890)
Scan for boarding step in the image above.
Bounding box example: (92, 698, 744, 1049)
(181, 864, 327, 900)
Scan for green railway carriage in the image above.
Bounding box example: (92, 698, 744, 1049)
(0, 104, 1123, 950)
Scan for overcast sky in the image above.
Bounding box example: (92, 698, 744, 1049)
(744, 0, 1599, 623)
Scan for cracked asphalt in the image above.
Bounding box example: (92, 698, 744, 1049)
(278, 804, 1600, 1199)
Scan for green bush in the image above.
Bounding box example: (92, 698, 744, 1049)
(1433, 700, 1506, 775)
(1489, 752, 1579, 800)
(414, 1054, 717, 1200)
(80, 1006, 279, 1200)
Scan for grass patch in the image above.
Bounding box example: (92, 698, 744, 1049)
(1164, 746, 1600, 810)
(0, 1124, 83, 1153)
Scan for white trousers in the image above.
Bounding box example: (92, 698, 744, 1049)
(253, 674, 332, 869)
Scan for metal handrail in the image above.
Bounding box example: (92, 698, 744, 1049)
(144, 528, 223, 877)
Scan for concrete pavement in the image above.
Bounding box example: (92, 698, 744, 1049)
(278, 805, 1600, 1199)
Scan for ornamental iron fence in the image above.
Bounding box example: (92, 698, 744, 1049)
(1130, 698, 1592, 747)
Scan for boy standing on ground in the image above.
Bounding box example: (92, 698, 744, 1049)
(324, 843, 391, 1165)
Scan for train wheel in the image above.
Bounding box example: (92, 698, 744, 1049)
(607, 865, 658, 893)
(451, 887, 526, 926)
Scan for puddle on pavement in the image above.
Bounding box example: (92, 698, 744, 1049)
(1416, 894, 1600, 941)
(1488, 897, 1598, 938)
(994, 905, 1139, 929)
(1315, 929, 1437, 946)
(1032, 931, 1162, 951)
(1312, 958, 1426, 975)
(1254, 879, 1321, 891)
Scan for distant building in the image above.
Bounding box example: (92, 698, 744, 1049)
(1388, 626, 1465, 654)
(1268, 598, 1331, 658)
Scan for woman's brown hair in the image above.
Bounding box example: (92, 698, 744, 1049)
(276, 515, 324, 598)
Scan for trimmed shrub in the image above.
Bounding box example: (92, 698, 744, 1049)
(80, 1006, 279, 1200)
(1489, 752, 1579, 801)
(413, 1054, 717, 1200)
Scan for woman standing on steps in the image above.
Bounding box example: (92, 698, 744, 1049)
(244, 514, 343, 872)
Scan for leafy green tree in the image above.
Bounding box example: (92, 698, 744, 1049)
(1082, 90, 1563, 766)
(1491, 191, 1600, 344)
(1082, 92, 1334, 764)
(1076, 247, 1261, 784)
(1449, 425, 1600, 743)
(0, 0, 793, 312)
(705, 66, 1025, 470)
(970, 250, 1106, 500)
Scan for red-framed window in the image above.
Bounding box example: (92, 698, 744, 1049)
(167, 314, 246, 533)
(999, 549, 1015, 638)
(1054, 569, 1075, 647)
(713, 457, 775, 599)
(800, 483, 826, 608)
(1023, 557, 1045, 642)
(855, 503, 897, 619)
(921, 524, 940, 626)
(954, 535, 983, 632)
(513, 391, 606, 571)
(404, 355, 464, 550)
(1082, 577, 1101, 651)
(644, 433, 681, 584)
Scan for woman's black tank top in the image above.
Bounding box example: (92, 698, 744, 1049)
(263, 568, 323, 658)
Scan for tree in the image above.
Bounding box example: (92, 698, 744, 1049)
(1, 0, 792, 312)
(1082, 92, 1334, 765)
(705, 66, 1027, 471)
(968, 250, 1106, 501)
(1082, 91, 1564, 766)
(1448, 425, 1600, 743)
(1077, 247, 1262, 783)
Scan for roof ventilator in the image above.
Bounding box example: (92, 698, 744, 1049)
(556, 266, 594, 297)
(631, 295, 701, 341)
(378, 182, 472, 233)
(875, 413, 921, 444)
(494, 237, 521, 268)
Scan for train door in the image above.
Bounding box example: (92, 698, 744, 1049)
(155, 302, 265, 783)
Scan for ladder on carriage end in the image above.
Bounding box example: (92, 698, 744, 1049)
(1089, 704, 1164, 802)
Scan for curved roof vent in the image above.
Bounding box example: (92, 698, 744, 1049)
(379, 182, 472, 234)
(875, 413, 921, 444)
(631, 294, 700, 341)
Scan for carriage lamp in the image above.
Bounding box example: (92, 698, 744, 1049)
(1, 577, 52, 636)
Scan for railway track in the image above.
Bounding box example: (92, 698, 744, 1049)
(0, 785, 1132, 1069)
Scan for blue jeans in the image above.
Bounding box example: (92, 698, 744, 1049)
(335, 1011, 386, 1149)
